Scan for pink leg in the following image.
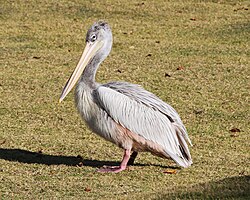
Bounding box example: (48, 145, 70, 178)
(97, 149, 131, 173)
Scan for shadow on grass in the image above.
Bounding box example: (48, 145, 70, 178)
(154, 175, 250, 200)
(0, 148, 175, 168)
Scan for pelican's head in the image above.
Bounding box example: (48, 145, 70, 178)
(59, 21, 112, 102)
(86, 21, 112, 61)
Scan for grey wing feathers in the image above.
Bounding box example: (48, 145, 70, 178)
(95, 81, 192, 167)
(104, 82, 192, 146)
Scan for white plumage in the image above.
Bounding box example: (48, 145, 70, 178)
(60, 21, 192, 172)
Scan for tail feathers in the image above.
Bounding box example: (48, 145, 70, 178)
(178, 124, 193, 147)
(164, 149, 192, 168)
(167, 123, 193, 168)
(177, 130, 192, 162)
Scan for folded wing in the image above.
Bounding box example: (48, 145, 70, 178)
(95, 82, 192, 167)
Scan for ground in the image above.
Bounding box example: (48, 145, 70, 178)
(0, 0, 249, 199)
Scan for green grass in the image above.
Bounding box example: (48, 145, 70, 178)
(0, 0, 249, 199)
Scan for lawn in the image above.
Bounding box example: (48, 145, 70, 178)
(0, 0, 249, 199)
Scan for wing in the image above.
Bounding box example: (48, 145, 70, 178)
(103, 81, 192, 145)
(94, 82, 192, 167)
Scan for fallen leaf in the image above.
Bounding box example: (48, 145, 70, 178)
(163, 169, 177, 174)
(229, 128, 241, 132)
(177, 66, 184, 70)
(84, 187, 91, 192)
(33, 56, 41, 59)
(234, 7, 248, 11)
(165, 73, 171, 77)
(194, 109, 203, 115)
(123, 31, 133, 35)
(136, 2, 145, 6)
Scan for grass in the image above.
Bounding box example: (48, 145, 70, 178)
(0, 0, 249, 199)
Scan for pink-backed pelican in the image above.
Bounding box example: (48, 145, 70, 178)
(59, 21, 192, 172)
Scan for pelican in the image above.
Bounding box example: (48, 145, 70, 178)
(59, 21, 192, 172)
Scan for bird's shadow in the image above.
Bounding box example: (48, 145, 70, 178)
(0, 148, 176, 169)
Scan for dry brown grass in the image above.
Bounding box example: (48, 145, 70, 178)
(0, 0, 249, 199)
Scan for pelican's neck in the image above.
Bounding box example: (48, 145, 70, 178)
(75, 56, 101, 114)
(80, 56, 102, 88)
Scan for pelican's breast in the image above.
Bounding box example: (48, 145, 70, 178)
(75, 85, 97, 123)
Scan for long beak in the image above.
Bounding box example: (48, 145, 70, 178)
(59, 40, 104, 103)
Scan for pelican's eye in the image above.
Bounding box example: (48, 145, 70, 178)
(90, 34, 97, 42)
